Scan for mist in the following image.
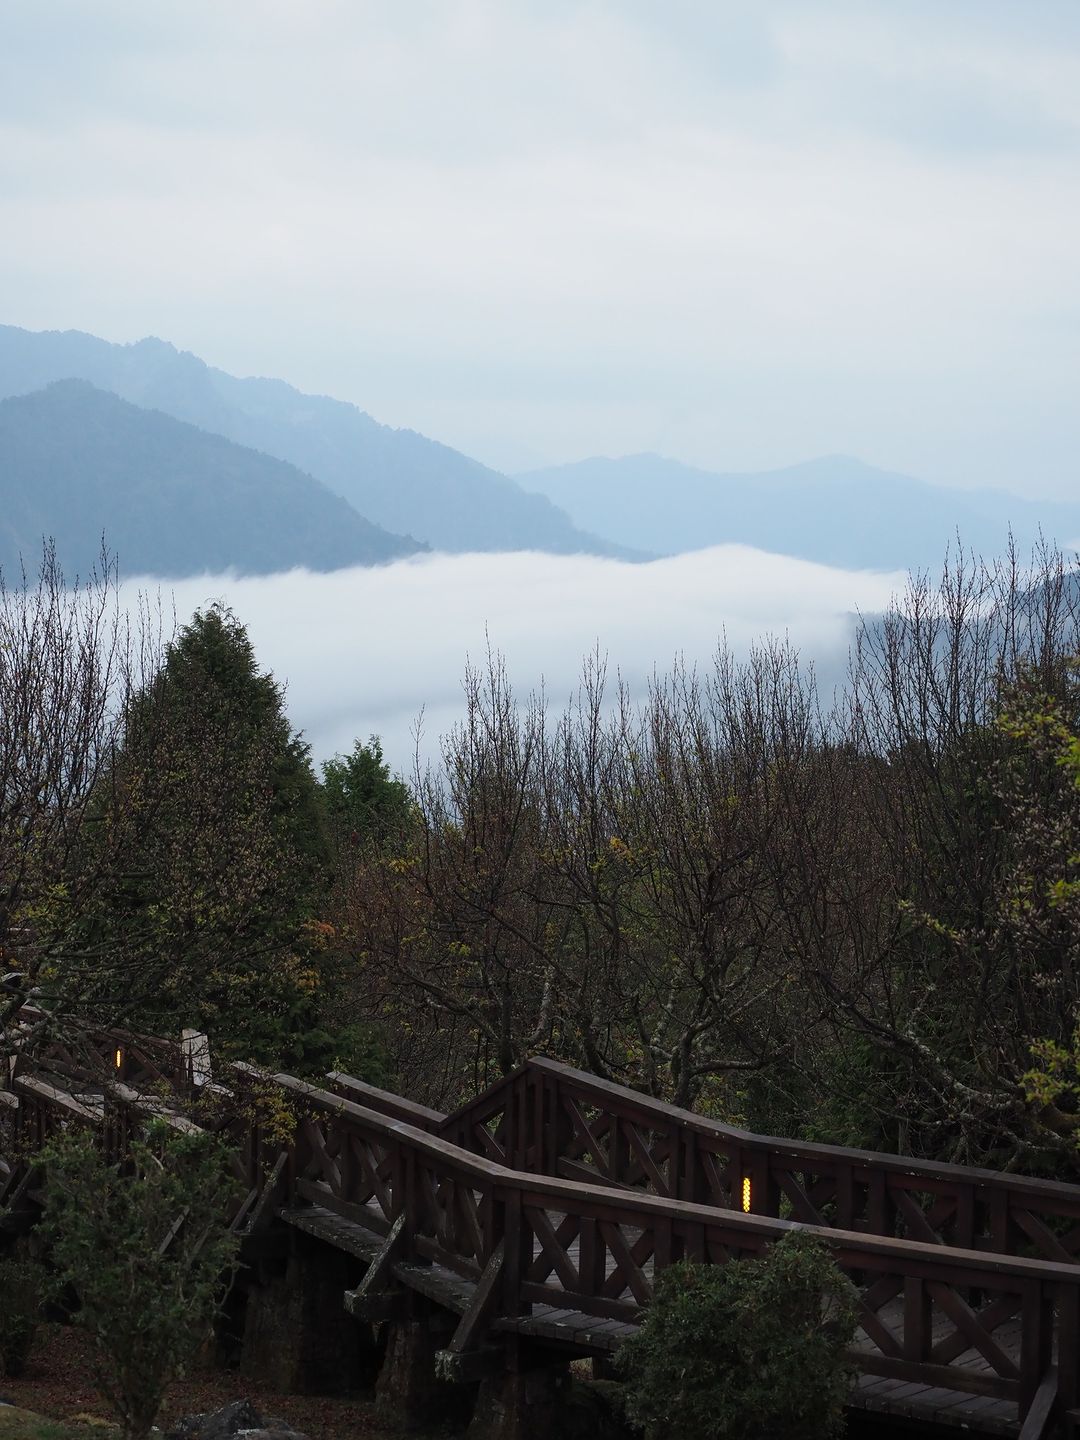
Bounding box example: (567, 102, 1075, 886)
(124, 547, 905, 777)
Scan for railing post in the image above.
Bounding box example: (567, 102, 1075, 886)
(866, 1168, 894, 1237)
(404, 1147, 423, 1259)
(518, 1070, 534, 1170)
(664, 1117, 679, 1199)
(610, 1112, 629, 1187)
(529, 1067, 544, 1174)
(543, 1070, 571, 1178)
(1058, 1280, 1079, 1426)
(1020, 1279, 1055, 1415)
(337, 1125, 354, 1206)
(524, 1066, 541, 1171)
(578, 1210, 604, 1292)
(836, 1162, 855, 1230)
(503, 1079, 518, 1172)
(990, 1188, 1011, 1253)
(680, 1127, 699, 1203)
(904, 1276, 932, 1364)
(953, 1183, 976, 1251)
(653, 1214, 672, 1280)
(751, 1148, 780, 1219)
(501, 1184, 532, 1319)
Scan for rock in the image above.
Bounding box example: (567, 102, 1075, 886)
(164, 1398, 310, 1440)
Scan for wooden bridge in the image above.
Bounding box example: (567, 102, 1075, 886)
(5, 1015, 1080, 1439)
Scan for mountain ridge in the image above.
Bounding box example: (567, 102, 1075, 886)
(0, 324, 637, 560)
(0, 379, 425, 580)
(518, 452, 1080, 573)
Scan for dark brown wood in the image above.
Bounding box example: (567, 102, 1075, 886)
(326, 1071, 444, 1130)
(343, 1211, 406, 1320)
(442, 1056, 1080, 1268)
(903, 1276, 930, 1364)
(11, 1024, 1080, 1435)
(1019, 1283, 1054, 1412)
(502, 1186, 526, 1318)
(857, 1354, 1021, 1401)
(441, 1239, 506, 1362)
(1018, 1368, 1058, 1440)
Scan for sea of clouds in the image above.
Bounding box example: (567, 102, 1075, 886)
(125, 547, 907, 777)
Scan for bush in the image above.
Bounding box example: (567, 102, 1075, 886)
(0, 1253, 43, 1377)
(616, 1229, 858, 1440)
(38, 1121, 240, 1440)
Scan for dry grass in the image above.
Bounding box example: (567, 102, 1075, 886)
(0, 1407, 116, 1440)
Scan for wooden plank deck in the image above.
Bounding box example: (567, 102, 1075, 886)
(852, 1372, 1018, 1434)
(280, 1203, 1024, 1434)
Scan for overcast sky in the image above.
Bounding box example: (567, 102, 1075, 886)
(135, 547, 905, 773)
(2, 1, 1078, 493)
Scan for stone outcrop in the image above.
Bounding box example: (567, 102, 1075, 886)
(164, 1396, 309, 1440)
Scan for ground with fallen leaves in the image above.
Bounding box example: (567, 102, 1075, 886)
(0, 1325, 419, 1439)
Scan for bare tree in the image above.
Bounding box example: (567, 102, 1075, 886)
(337, 643, 836, 1110)
(333, 542, 1080, 1168)
(0, 543, 171, 1059)
(787, 544, 1080, 1163)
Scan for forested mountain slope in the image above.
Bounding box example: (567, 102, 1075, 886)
(0, 324, 631, 558)
(0, 380, 424, 578)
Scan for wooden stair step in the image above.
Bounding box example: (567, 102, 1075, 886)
(278, 1204, 385, 1262)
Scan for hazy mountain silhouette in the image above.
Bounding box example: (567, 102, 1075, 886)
(0, 380, 425, 579)
(0, 324, 632, 558)
(519, 453, 1080, 572)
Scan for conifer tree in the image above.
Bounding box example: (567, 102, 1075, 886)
(88, 604, 333, 1066)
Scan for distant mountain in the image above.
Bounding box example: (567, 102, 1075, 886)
(0, 381, 424, 579)
(0, 325, 632, 558)
(519, 453, 1080, 573)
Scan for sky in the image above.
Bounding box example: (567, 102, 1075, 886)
(133, 548, 906, 773)
(2, 1, 1079, 494)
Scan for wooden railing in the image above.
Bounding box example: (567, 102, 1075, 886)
(8, 1006, 195, 1095)
(7, 1024, 1080, 1434)
(438, 1058, 1080, 1267)
(0, 1063, 257, 1238)
(235, 1071, 1080, 1426)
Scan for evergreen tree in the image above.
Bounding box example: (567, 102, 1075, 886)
(40, 1121, 239, 1440)
(87, 604, 333, 1067)
(321, 735, 410, 852)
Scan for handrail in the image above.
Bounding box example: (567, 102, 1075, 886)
(15, 1074, 101, 1124)
(280, 1067, 1080, 1422)
(9, 1039, 1080, 1427)
(269, 1070, 1080, 1289)
(528, 1056, 1080, 1207)
(326, 1071, 444, 1131)
(431, 1053, 1080, 1210)
(7, 1006, 192, 1092)
(35, 1056, 1080, 1287)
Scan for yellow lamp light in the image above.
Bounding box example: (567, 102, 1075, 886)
(114, 1047, 123, 1070)
(742, 1176, 752, 1213)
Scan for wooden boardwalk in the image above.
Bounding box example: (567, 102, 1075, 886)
(4, 1019, 1080, 1438)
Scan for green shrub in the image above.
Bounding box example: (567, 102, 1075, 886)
(616, 1229, 859, 1440)
(0, 1254, 43, 1377)
(38, 1121, 240, 1440)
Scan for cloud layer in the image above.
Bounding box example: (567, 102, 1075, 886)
(127, 547, 906, 775)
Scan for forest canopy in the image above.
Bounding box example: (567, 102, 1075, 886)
(4, 542, 1080, 1175)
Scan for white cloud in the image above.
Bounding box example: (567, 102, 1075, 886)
(125, 548, 905, 775)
